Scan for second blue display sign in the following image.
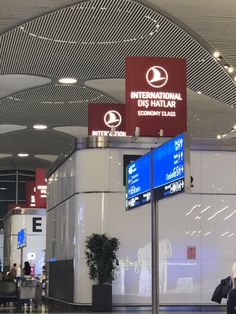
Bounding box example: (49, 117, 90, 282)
(126, 133, 190, 210)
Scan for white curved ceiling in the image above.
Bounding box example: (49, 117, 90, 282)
(34, 154, 58, 162)
(54, 126, 88, 138)
(153, 0, 236, 67)
(85, 79, 125, 103)
(0, 74, 51, 98)
(0, 124, 27, 134)
(0, 0, 79, 33)
(0, 0, 236, 172)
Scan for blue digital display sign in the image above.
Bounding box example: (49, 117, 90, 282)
(153, 133, 188, 199)
(126, 152, 151, 209)
(126, 133, 190, 209)
(17, 229, 26, 249)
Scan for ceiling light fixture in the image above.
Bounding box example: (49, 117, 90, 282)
(216, 135, 221, 139)
(17, 153, 29, 157)
(228, 66, 234, 73)
(33, 124, 48, 130)
(197, 91, 202, 95)
(213, 51, 221, 59)
(233, 125, 236, 130)
(59, 78, 77, 84)
(224, 64, 230, 70)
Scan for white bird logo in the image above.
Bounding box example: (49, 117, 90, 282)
(146, 66, 168, 88)
(104, 110, 122, 127)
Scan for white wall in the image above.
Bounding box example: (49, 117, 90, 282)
(47, 155, 76, 209)
(47, 148, 236, 305)
(4, 210, 46, 276)
(159, 193, 236, 304)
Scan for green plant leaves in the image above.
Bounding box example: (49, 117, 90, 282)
(85, 233, 120, 285)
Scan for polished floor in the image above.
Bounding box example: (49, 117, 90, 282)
(0, 303, 227, 314)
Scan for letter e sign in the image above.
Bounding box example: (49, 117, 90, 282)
(32, 217, 42, 232)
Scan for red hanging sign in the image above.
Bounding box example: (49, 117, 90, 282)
(88, 103, 126, 136)
(126, 56, 187, 137)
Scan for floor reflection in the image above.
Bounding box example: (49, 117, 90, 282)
(0, 303, 226, 314)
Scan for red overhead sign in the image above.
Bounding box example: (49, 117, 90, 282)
(125, 56, 187, 137)
(35, 168, 47, 208)
(25, 181, 36, 208)
(88, 103, 126, 136)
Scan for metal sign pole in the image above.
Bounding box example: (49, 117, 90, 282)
(20, 247, 23, 276)
(151, 150, 159, 314)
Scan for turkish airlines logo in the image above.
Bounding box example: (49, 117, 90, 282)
(104, 110, 122, 128)
(146, 66, 168, 88)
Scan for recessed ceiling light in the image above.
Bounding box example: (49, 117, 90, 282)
(213, 51, 221, 59)
(59, 78, 77, 84)
(17, 153, 29, 157)
(216, 135, 221, 139)
(197, 91, 202, 95)
(224, 64, 230, 70)
(228, 66, 234, 73)
(233, 125, 236, 130)
(33, 124, 48, 130)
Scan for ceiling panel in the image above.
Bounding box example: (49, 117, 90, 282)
(0, 84, 115, 127)
(0, 125, 27, 134)
(53, 126, 88, 138)
(0, 0, 235, 107)
(0, 74, 51, 99)
(0, 154, 12, 159)
(0, 156, 50, 171)
(153, 0, 236, 67)
(34, 154, 58, 162)
(0, 0, 79, 34)
(85, 79, 125, 103)
(187, 90, 236, 138)
(0, 0, 235, 174)
(0, 129, 75, 155)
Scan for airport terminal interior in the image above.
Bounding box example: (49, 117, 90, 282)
(0, 0, 236, 313)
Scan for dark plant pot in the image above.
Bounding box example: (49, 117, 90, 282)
(92, 284, 112, 312)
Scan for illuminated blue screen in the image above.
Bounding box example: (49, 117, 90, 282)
(153, 133, 185, 199)
(126, 152, 151, 209)
(17, 229, 26, 249)
(126, 133, 188, 207)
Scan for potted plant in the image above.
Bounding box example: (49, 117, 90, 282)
(85, 233, 120, 311)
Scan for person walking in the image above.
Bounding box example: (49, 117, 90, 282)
(23, 261, 31, 276)
(10, 263, 17, 278)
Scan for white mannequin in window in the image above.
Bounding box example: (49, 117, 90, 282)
(159, 239, 172, 294)
(138, 239, 172, 296)
(138, 243, 151, 297)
